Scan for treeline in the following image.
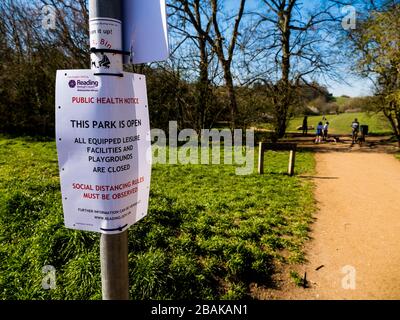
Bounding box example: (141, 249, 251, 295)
(0, 0, 350, 138)
(346, 0, 400, 144)
(0, 0, 87, 136)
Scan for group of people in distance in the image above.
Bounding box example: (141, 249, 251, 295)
(302, 116, 329, 143)
(302, 116, 362, 145)
(315, 120, 329, 143)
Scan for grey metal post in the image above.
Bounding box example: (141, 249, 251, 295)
(100, 231, 129, 300)
(89, 0, 129, 300)
(89, 0, 123, 72)
(89, 0, 122, 19)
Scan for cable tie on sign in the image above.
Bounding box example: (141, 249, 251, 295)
(90, 47, 131, 56)
(94, 73, 124, 77)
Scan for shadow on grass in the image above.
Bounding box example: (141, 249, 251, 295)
(127, 191, 278, 299)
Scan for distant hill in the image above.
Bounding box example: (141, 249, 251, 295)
(334, 96, 353, 107)
(331, 96, 373, 113)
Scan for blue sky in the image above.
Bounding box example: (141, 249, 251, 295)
(226, 0, 376, 97)
(31, 0, 376, 97)
(327, 76, 374, 97)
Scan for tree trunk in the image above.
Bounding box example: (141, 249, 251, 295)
(223, 62, 238, 129)
(281, 25, 291, 86)
(276, 116, 288, 138)
(197, 35, 209, 132)
(275, 10, 292, 139)
(193, 0, 210, 133)
(275, 103, 289, 139)
(395, 109, 400, 147)
(384, 102, 400, 147)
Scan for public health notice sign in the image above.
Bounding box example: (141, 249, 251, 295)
(55, 70, 151, 234)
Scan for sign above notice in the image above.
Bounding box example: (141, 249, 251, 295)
(55, 70, 151, 234)
(123, 0, 169, 64)
(90, 18, 122, 72)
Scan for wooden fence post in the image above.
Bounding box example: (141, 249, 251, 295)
(288, 149, 296, 176)
(258, 142, 264, 175)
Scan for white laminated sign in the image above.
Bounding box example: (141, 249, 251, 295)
(123, 0, 169, 64)
(55, 70, 151, 234)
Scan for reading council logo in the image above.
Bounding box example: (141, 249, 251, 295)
(68, 80, 77, 88)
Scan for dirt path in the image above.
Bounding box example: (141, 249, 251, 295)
(278, 151, 400, 299)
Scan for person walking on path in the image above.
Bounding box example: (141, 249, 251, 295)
(315, 121, 324, 143)
(302, 116, 308, 136)
(323, 121, 329, 141)
(351, 118, 360, 145)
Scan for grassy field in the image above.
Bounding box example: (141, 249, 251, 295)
(334, 96, 350, 105)
(287, 112, 393, 135)
(0, 135, 315, 299)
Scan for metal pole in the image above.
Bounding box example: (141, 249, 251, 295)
(89, 0, 123, 73)
(100, 231, 129, 300)
(89, 0, 129, 300)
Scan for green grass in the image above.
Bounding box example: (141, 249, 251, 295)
(288, 112, 393, 135)
(289, 271, 305, 287)
(0, 135, 315, 299)
(333, 96, 352, 108)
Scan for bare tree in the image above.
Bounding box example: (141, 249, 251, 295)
(168, 0, 216, 131)
(248, 0, 341, 138)
(0, 0, 88, 135)
(38, 0, 89, 68)
(176, 0, 246, 129)
(346, 2, 400, 145)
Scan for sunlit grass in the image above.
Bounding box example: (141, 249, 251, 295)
(0, 135, 315, 299)
(287, 112, 393, 135)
